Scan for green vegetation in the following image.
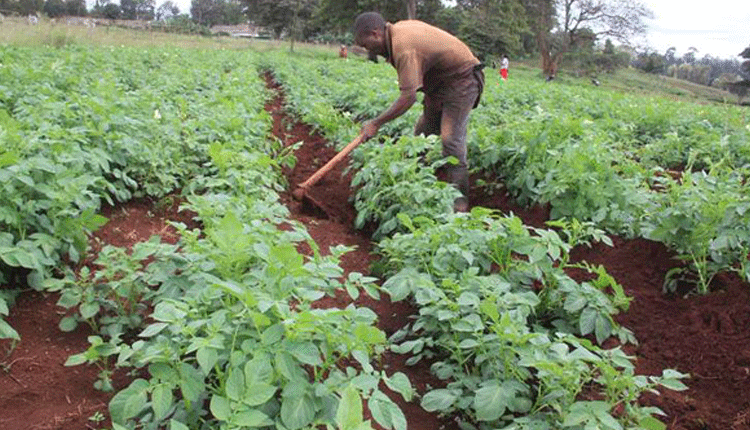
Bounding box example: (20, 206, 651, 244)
(3, 26, 748, 430)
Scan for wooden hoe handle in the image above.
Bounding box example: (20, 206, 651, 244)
(293, 133, 367, 198)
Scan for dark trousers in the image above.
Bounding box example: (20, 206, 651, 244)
(414, 66, 484, 198)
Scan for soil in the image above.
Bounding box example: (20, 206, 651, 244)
(1, 75, 749, 430)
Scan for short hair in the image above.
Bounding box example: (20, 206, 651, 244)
(353, 12, 386, 39)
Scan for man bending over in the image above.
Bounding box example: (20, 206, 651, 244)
(353, 11, 484, 212)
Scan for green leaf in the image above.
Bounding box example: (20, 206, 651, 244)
(65, 353, 88, 366)
(234, 409, 274, 427)
(480, 299, 500, 322)
(280, 394, 316, 430)
(225, 368, 245, 401)
(336, 384, 363, 430)
(59, 316, 78, 332)
(261, 323, 284, 345)
(178, 363, 204, 404)
(0, 319, 19, 340)
(138, 322, 168, 338)
(275, 351, 305, 381)
(56, 291, 81, 308)
(197, 347, 219, 376)
(474, 384, 507, 421)
(210, 395, 231, 421)
(369, 390, 406, 430)
(382, 268, 433, 302)
(383, 372, 413, 402)
(639, 416, 667, 430)
(0, 248, 38, 269)
(562, 409, 588, 426)
(79, 302, 100, 320)
(420, 389, 457, 412)
(353, 323, 386, 345)
(243, 383, 277, 406)
(288, 341, 322, 366)
(564, 294, 587, 312)
(244, 354, 274, 385)
(109, 379, 149, 424)
(594, 314, 612, 344)
(658, 377, 689, 391)
(169, 419, 189, 430)
(579, 307, 597, 335)
(151, 384, 173, 420)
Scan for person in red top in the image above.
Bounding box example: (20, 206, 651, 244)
(353, 12, 484, 212)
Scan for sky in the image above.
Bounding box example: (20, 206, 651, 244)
(144, 0, 749, 60)
(642, 0, 750, 60)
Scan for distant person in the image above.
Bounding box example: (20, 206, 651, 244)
(352, 12, 485, 212)
(339, 45, 348, 59)
(500, 54, 509, 81)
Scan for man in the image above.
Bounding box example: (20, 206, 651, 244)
(353, 12, 484, 212)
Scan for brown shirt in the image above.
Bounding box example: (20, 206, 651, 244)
(384, 20, 480, 95)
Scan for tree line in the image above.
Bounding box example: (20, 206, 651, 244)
(242, 0, 652, 78)
(4, 0, 748, 86)
(633, 45, 750, 89)
(3, 0, 652, 76)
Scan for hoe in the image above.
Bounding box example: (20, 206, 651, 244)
(292, 132, 366, 206)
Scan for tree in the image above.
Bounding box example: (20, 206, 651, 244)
(665, 46, 676, 63)
(191, 0, 212, 25)
(632, 50, 666, 74)
(416, 0, 445, 24)
(65, 0, 86, 15)
(457, 0, 528, 60)
(521, 0, 557, 77)
(121, 0, 155, 19)
(312, 0, 407, 35)
(682, 46, 697, 64)
(244, 0, 319, 41)
(43, 0, 67, 17)
(406, 0, 415, 18)
(17, 0, 44, 15)
(740, 45, 750, 77)
(430, 4, 461, 34)
(101, 2, 122, 18)
(527, 0, 652, 78)
(156, 0, 180, 19)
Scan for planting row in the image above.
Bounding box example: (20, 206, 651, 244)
(1, 46, 404, 430)
(0, 45, 271, 338)
(261, 51, 750, 294)
(264, 51, 687, 429)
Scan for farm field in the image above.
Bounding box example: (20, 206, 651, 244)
(1, 25, 750, 430)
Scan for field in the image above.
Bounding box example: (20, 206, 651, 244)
(1, 20, 750, 430)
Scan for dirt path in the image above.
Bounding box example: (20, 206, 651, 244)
(1, 75, 749, 430)
(265, 72, 460, 430)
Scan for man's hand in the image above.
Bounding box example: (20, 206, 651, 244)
(360, 90, 415, 142)
(360, 120, 380, 141)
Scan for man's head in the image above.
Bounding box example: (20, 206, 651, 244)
(353, 12, 387, 57)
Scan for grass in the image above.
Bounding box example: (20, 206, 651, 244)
(1, 16, 743, 108)
(0, 16, 334, 53)
(511, 58, 742, 106)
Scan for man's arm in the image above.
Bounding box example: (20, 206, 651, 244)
(361, 89, 417, 140)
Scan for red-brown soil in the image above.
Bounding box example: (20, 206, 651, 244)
(1, 76, 749, 430)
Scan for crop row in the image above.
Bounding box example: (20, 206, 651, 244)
(261, 51, 750, 294)
(263, 51, 688, 429)
(1, 46, 406, 430)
